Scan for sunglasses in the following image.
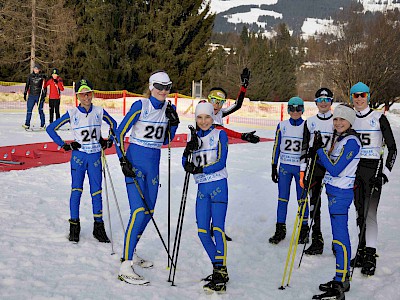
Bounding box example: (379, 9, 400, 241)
(77, 91, 93, 98)
(208, 96, 226, 106)
(153, 82, 172, 91)
(352, 92, 368, 99)
(288, 105, 304, 112)
(315, 97, 333, 103)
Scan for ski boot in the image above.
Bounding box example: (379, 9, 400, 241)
(133, 252, 154, 268)
(118, 260, 149, 285)
(269, 223, 286, 244)
(361, 247, 377, 276)
(203, 265, 228, 294)
(319, 277, 350, 293)
(68, 218, 80, 243)
(93, 221, 110, 243)
(202, 266, 230, 283)
(305, 232, 324, 255)
(350, 246, 365, 268)
(313, 281, 345, 300)
(298, 224, 310, 244)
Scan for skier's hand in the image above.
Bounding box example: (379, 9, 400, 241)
(300, 171, 309, 189)
(99, 137, 113, 150)
(240, 68, 250, 88)
(271, 164, 279, 183)
(165, 103, 180, 126)
(313, 131, 324, 150)
(369, 173, 388, 189)
(184, 162, 203, 174)
(23, 93, 27, 101)
(119, 157, 136, 177)
(241, 131, 260, 143)
(62, 141, 81, 151)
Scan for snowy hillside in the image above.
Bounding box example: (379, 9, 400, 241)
(209, 0, 400, 37)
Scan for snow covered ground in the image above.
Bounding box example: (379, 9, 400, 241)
(1, 111, 399, 300)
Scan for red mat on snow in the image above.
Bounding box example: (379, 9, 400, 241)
(0, 134, 273, 172)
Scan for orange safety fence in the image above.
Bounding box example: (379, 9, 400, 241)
(0, 81, 320, 128)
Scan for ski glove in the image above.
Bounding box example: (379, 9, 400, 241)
(369, 173, 388, 189)
(184, 162, 203, 174)
(99, 137, 113, 150)
(166, 104, 180, 126)
(183, 137, 201, 157)
(271, 164, 279, 183)
(119, 157, 136, 178)
(62, 142, 81, 151)
(23, 93, 27, 101)
(313, 131, 324, 150)
(240, 68, 251, 88)
(241, 131, 260, 143)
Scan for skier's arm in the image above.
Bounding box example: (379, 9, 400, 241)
(317, 139, 360, 176)
(58, 77, 65, 91)
(300, 120, 310, 171)
(46, 112, 71, 146)
(115, 100, 142, 158)
(271, 124, 281, 165)
(202, 130, 228, 174)
(380, 115, 397, 172)
(214, 124, 242, 139)
(102, 109, 118, 141)
(221, 86, 246, 118)
(24, 75, 31, 95)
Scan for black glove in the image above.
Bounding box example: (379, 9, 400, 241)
(62, 142, 81, 151)
(241, 131, 260, 143)
(23, 93, 27, 101)
(369, 173, 388, 189)
(99, 137, 113, 150)
(119, 157, 136, 177)
(184, 137, 201, 157)
(240, 67, 251, 88)
(184, 162, 203, 174)
(310, 131, 324, 153)
(271, 164, 279, 183)
(166, 103, 180, 126)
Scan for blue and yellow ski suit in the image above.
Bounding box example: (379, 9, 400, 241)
(116, 96, 178, 261)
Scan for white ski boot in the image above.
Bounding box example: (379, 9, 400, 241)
(118, 260, 149, 285)
(133, 253, 154, 268)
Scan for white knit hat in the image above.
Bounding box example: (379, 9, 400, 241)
(195, 102, 214, 118)
(149, 71, 172, 91)
(333, 104, 356, 125)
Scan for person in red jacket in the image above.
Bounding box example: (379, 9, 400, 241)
(45, 68, 64, 123)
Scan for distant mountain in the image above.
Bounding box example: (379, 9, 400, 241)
(209, 0, 400, 37)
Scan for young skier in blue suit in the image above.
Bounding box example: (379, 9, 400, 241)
(312, 104, 361, 300)
(270, 96, 309, 245)
(46, 79, 117, 244)
(182, 101, 229, 294)
(116, 71, 179, 285)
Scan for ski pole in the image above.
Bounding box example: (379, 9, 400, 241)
(101, 150, 115, 255)
(102, 150, 125, 233)
(109, 128, 176, 268)
(350, 153, 383, 280)
(298, 183, 325, 268)
(167, 109, 172, 268)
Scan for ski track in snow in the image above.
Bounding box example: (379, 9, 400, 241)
(0, 111, 399, 299)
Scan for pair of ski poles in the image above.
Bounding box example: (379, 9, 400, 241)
(279, 149, 318, 289)
(167, 125, 197, 286)
(109, 128, 177, 268)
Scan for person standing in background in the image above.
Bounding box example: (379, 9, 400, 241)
(350, 82, 397, 276)
(45, 68, 64, 123)
(22, 63, 47, 130)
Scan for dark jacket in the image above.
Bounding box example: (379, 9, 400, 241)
(24, 73, 46, 97)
